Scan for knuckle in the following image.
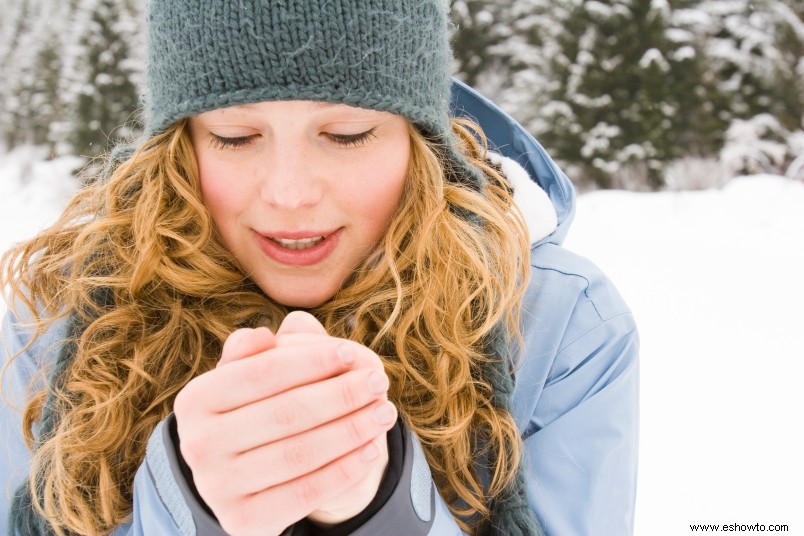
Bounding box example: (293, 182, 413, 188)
(318, 344, 340, 371)
(177, 427, 213, 464)
(179, 440, 203, 465)
(283, 436, 314, 468)
(336, 457, 358, 486)
(339, 376, 359, 410)
(344, 414, 367, 446)
(240, 362, 270, 393)
(297, 476, 324, 507)
(220, 511, 251, 536)
(332, 452, 366, 492)
(172, 386, 195, 417)
(272, 397, 301, 428)
(254, 355, 277, 379)
(191, 472, 219, 498)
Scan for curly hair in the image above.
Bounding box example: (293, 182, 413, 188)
(1, 117, 531, 535)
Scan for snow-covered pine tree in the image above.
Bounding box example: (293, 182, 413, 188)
(61, 0, 143, 157)
(450, 0, 515, 93)
(0, 0, 33, 149)
(677, 0, 803, 130)
(675, 0, 804, 175)
(521, 0, 701, 189)
(0, 0, 69, 153)
(471, 0, 556, 131)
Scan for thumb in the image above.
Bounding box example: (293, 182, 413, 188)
(276, 310, 328, 337)
(218, 327, 276, 368)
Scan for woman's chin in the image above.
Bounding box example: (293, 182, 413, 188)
(259, 283, 337, 310)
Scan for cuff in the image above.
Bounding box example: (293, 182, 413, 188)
(336, 423, 436, 536)
(303, 418, 405, 535)
(145, 415, 228, 535)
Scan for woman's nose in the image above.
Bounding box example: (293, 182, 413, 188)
(258, 145, 324, 209)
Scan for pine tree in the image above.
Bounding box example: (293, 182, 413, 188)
(681, 0, 803, 129)
(61, 0, 143, 157)
(0, 0, 143, 158)
(450, 0, 514, 93)
(674, 0, 803, 174)
(511, 0, 696, 188)
(0, 0, 50, 150)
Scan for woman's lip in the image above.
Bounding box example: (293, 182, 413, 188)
(254, 228, 342, 266)
(259, 230, 335, 240)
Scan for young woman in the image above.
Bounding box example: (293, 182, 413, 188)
(0, 1, 639, 535)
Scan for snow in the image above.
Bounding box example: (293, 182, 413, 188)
(565, 175, 804, 534)
(2, 150, 803, 533)
(0, 147, 82, 256)
(638, 48, 671, 72)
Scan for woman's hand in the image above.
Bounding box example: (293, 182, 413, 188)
(173, 312, 396, 536)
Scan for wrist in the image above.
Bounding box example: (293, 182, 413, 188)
(305, 418, 404, 533)
(307, 448, 389, 526)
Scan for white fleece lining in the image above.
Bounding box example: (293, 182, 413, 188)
(488, 152, 558, 245)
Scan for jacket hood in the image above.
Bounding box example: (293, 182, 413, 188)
(450, 79, 576, 246)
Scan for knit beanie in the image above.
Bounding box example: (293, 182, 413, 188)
(144, 0, 485, 189)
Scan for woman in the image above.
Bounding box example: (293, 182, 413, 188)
(1, 1, 639, 535)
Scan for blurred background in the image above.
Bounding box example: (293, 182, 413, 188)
(1, 1, 803, 534)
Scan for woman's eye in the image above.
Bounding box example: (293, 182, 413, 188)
(326, 129, 376, 147)
(208, 134, 255, 150)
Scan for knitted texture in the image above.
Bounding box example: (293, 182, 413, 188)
(145, 0, 451, 139)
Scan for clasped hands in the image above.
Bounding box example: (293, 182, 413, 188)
(174, 311, 397, 536)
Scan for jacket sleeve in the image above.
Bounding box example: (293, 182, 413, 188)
(514, 244, 640, 535)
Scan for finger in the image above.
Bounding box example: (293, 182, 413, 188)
(181, 340, 376, 413)
(276, 311, 328, 337)
(218, 327, 277, 368)
(222, 399, 397, 496)
(220, 367, 391, 453)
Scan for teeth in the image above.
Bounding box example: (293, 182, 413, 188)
(271, 236, 325, 250)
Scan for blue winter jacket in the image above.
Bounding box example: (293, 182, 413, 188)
(1, 80, 639, 535)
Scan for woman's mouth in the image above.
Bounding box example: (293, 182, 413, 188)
(256, 229, 341, 266)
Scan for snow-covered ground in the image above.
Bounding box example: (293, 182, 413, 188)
(2, 149, 802, 534)
(565, 176, 804, 534)
(0, 147, 82, 255)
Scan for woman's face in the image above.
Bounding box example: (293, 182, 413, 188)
(189, 100, 410, 308)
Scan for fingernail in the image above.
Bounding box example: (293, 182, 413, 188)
(368, 372, 388, 395)
(337, 345, 355, 366)
(360, 442, 379, 462)
(373, 401, 396, 425)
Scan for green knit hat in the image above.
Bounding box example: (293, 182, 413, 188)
(148, 4, 446, 144)
(144, 0, 487, 188)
